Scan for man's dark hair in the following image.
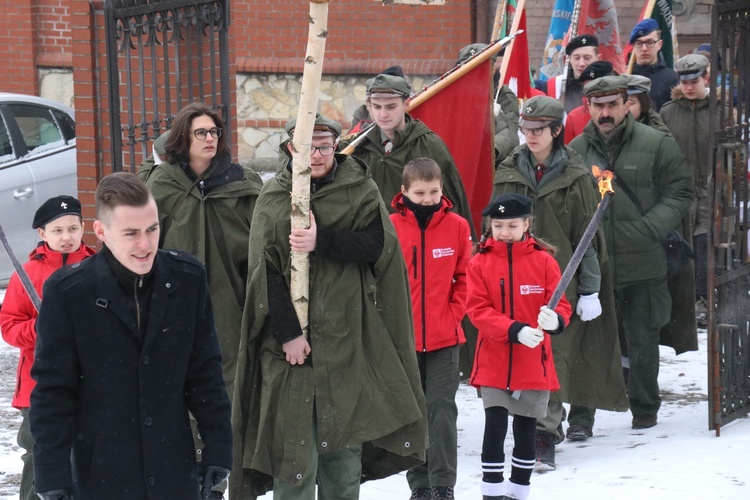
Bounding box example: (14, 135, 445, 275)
(95, 172, 152, 221)
(163, 103, 230, 164)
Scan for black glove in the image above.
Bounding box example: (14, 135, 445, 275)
(200, 465, 230, 500)
(37, 490, 71, 500)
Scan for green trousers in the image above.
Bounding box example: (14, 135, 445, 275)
(19, 408, 35, 500)
(273, 417, 363, 500)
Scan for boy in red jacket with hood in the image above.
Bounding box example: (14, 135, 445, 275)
(390, 158, 473, 500)
(1, 195, 95, 500)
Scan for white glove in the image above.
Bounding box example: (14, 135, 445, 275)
(576, 293, 602, 321)
(537, 306, 560, 331)
(517, 326, 544, 348)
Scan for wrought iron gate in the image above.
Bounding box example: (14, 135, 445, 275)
(104, 0, 231, 171)
(708, 0, 750, 435)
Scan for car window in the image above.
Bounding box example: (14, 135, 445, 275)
(52, 109, 76, 142)
(8, 104, 66, 155)
(0, 114, 14, 162)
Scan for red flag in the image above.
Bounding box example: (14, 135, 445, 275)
(410, 62, 495, 237)
(576, 0, 626, 74)
(502, 7, 533, 99)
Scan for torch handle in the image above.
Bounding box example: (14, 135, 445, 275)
(546, 192, 613, 310)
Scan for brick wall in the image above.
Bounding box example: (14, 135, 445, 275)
(234, 0, 474, 75)
(35, 0, 73, 67)
(0, 0, 38, 94)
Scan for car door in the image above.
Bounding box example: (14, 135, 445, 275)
(0, 107, 38, 286)
(0, 102, 77, 286)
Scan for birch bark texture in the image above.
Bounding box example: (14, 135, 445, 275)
(290, 0, 331, 339)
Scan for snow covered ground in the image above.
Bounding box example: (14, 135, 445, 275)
(1, 328, 748, 499)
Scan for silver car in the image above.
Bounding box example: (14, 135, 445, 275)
(0, 93, 77, 287)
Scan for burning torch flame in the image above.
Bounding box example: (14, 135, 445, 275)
(592, 165, 615, 199)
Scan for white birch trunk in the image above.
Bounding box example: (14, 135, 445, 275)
(290, 0, 331, 339)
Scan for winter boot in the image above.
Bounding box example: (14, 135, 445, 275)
(409, 487, 432, 500)
(481, 480, 506, 499)
(534, 431, 555, 471)
(432, 486, 455, 500)
(505, 481, 531, 500)
(565, 423, 593, 441)
(696, 297, 708, 329)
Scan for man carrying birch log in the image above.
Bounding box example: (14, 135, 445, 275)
(230, 113, 427, 499)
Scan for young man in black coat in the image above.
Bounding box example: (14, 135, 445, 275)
(30, 172, 233, 500)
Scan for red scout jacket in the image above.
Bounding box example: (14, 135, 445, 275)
(0, 242, 95, 408)
(390, 194, 472, 352)
(467, 236, 571, 391)
(564, 103, 590, 144)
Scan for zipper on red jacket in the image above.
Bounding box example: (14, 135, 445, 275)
(542, 344, 548, 378)
(499, 278, 506, 314)
(412, 245, 417, 280)
(420, 230, 427, 352)
(506, 242, 515, 390)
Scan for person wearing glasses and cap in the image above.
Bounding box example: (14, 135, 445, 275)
(491, 96, 625, 470)
(629, 19, 679, 112)
(144, 102, 263, 500)
(231, 113, 427, 498)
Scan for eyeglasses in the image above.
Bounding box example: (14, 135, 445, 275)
(311, 145, 335, 156)
(519, 126, 548, 137)
(192, 127, 222, 141)
(634, 40, 658, 49)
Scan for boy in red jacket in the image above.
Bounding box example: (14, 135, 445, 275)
(0, 196, 95, 500)
(467, 193, 571, 500)
(390, 158, 473, 500)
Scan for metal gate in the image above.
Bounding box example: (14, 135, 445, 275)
(708, 0, 750, 435)
(104, 0, 231, 171)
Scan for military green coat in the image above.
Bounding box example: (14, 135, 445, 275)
(340, 115, 474, 236)
(230, 154, 427, 497)
(144, 158, 263, 396)
(570, 114, 697, 353)
(492, 146, 628, 410)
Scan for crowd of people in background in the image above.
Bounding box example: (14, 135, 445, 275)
(1, 11, 735, 500)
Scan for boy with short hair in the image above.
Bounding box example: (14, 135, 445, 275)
(1, 195, 95, 500)
(390, 158, 473, 500)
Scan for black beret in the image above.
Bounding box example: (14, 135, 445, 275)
(565, 34, 599, 56)
(482, 193, 533, 219)
(579, 60, 613, 83)
(33, 195, 82, 229)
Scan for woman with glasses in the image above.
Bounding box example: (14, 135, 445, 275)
(488, 95, 626, 472)
(144, 102, 263, 500)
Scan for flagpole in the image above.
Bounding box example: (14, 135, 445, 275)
(626, 0, 657, 74)
(407, 34, 518, 111)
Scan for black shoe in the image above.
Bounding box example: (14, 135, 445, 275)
(482, 497, 504, 500)
(566, 423, 593, 441)
(432, 486, 455, 500)
(696, 297, 708, 329)
(632, 414, 658, 429)
(409, 488, 432, 500)
(534, 431, 555, 471)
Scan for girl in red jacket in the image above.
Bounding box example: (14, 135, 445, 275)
(0, 196, 95, 500)
(467, 193, 571, 500)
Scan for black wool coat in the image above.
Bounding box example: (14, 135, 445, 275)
(30, 250, 232, 499)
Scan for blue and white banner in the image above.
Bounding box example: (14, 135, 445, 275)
(539, 0, 575, 81)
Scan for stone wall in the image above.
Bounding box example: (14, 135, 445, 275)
(235, 73, 437, 171)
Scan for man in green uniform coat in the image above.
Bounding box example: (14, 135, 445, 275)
(340, 73, 474, 233)
(570, 76, 695, 430)
(230, 114, 427, 499)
